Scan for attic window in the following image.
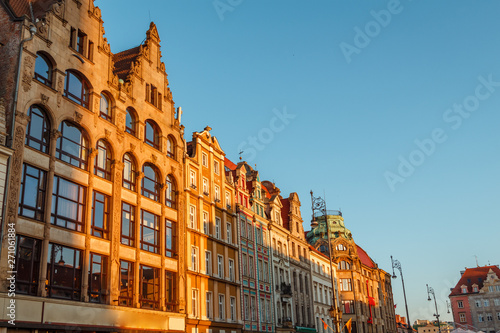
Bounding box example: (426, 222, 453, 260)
(145, 83, 162, 110)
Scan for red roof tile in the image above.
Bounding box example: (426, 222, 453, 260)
(113, 46, 141, 81)
(356, 244, 376, 268)
(7, 0, 57, 18)
(224, 157, 237, 171)
(449, 265, 500, 296)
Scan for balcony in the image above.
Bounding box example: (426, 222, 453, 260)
(280, 282, 292, 297)
(282, 318, 293, 328)
(313, 210, 342, 218)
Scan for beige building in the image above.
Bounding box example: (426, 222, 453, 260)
(185, 127, 242, 333)
(309, 245, 339, 333)
(0, 0, 186, 331)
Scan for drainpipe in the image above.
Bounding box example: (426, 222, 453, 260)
(0, 15, 37, 255)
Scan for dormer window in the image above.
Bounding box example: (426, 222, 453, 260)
(461, 286, 467, 294)
(473, 285, 479, 292)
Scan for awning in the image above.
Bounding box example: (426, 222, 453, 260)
(296, 327, 317, 333)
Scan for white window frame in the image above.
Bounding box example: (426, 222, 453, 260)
(202, 152, 208, 167)
(226, 222, 232, 244)
(214, 160, 220, 175)
(190, 170, 196, 187)
(203, 211, 209, 235)
(191, 246, 199, 272)
(244, 294, 249, 320)
(217, 254, 224, 279)
(218, 294, 225, 320)
(206, 291, 213, 319)
(203, 178, 209, 194)
(228, 258, 234, 282)
(215, 185, 220, 201)
(249, 255, 254, 278)
(250, 295, 257, 321)
(205, 250, 212, 275)
(192, 289, 199, 317)
(230, 296, 236, 322)
(225, 191, 231, 208)
(189, 205, 196, 229)
(215, 217, 221, 239)
(242, 253, 248, 276)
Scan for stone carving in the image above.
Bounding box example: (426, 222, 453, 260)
(105, 129, 111, 139)
(74, 111, 83, 123)
(41, 93, 49, 105)
(21, 56, 34, 92)
(7, 126, 26, 216)
(130, 143, 135, 152)
(15, 111, 30, 126)
(57, 77, 63, 107)
(151, 154, 157, 163)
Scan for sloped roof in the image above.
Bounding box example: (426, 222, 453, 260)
(449, 265, 500, 296)
(113, 45, 141, 81)
(356, 244, 376, 268)
(6, 0, 58, 19)
(224, 157, 237, 171)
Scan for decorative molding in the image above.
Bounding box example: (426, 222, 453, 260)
(21, 56, 34, 92)
(41, 93, 49, 105)
(74, 111, 83, 123)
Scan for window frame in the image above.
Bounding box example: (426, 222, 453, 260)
(18, 163, 47, 221)
(125, 107, 137, 136)
(91, 190, 110, 239)
(64, 70, 90, 108)
(15, 235, 42, 295)
(144, 120, 160, 150)
(88, 252, 108, 303)
(94, 139, 112, 180)
(165, 175, 176, 209)
(119, 260, 134, 307)
(51, 175, 86, 232)
(165, 219, 176, 258)
(25, 105, 50, 153)
(56, 121, 89, 170)
(140, 210, 159, 254)
(46, 243, 82, 300)
(121, 202, 136, 246)
(139, 265, 160, 310)
(122, 153, 137, 191)
(141, 164, 160, 202)
(99, 93, 112, 121)
(34, 52, 52, 86)
(165, 270, 176, 312)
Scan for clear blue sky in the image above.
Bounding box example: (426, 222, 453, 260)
(96, 0, 500, 324)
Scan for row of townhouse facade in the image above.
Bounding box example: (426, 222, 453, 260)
(0, 0, 397, 332)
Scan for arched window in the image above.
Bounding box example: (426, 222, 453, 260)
(167, 136, 175, 159)
(122, 153, 136, 191)
(336, 244, 346, 251)
(99, 93, 112, 121)
(125, 107, 136, 136)
(25, 105, 50, 153)
(94, 139, 112, 180)
(56, 121, 89, 170)
(142, 163, 160, 202)
(34, 53, 52, 86)
(64, 70, 90, 108)
(165, 175, 176, 209)
(145, 120, 160, 149)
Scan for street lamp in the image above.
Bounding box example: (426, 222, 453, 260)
(391, 256, 412, 333)
(426, 284, 442, 333)
(311, 191, 342, 333)
(446, 300, 451, 314)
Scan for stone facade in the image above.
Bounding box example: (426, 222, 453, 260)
(0, 0, 185, 331)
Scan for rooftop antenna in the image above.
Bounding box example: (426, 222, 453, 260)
(474, 255, 479, 267)
(238, 150, 243, 160)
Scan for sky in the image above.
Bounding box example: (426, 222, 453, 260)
(95, 0, 500, 324)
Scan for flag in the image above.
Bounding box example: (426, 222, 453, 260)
(321, 318, 328, 330)
(394, 304, 397, 309)
(345, 318, 352, 333)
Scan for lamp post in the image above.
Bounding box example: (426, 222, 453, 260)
(446, 300, 451, 314)
(426, 284, 442, 333)
(311, 191, 342, 333)
(391, 256, 411, 333)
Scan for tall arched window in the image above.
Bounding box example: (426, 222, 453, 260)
(99, 93, 112, 121)
(56, 121, 89, 170)
(25, 105, 50, 153)
(142, 164, 160, 202)
(125, 107, 136, 136)
(64, 70, 90, 108)
(166, 136, 175, 159)
(145, 120, 160, 149)
(34, 53, 52, 86)
(122, 153, 136, 191)
(165, 175, 176, 209)
(94, 139, 112, 180)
